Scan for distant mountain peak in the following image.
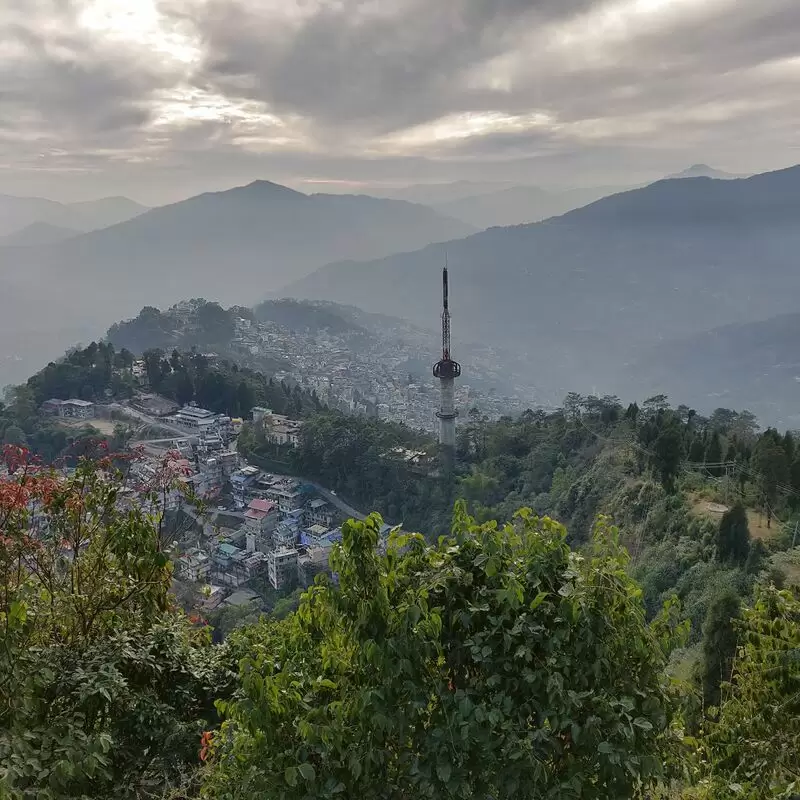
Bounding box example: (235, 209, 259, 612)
(665, 164, 745, 180)
(240, 179, 306, 197)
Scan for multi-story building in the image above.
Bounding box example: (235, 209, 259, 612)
(40, 398, 95, 419)
(244, 498, 278, 553)
(307, 498, 335, 528)
(230, 465, 260, 508)
(177, 548, 210, 583)
(267, 548, 299, 591)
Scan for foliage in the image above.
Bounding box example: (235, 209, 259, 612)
(715, 505, 750, 564)
(0, 447, 230, 799)
(142, 349, 321, 420)
(691, 586, 800, 799)
(203, 508, 687, 799)
(698, 589, 741, 711)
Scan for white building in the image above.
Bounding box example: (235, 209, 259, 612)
(267, 548, 299, 591)
(174, 405, 228, 433)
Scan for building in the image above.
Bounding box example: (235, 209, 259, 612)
(177, 548, 210, 583)
(41, 398, 95, 419)
(267, 548, 299, 591)
(174, 405, 228, 433)
(307, 498, 335, 528)
(230, 465, 260, 508)
(262, 412, 303, 448)
(244, 498, 278, 553)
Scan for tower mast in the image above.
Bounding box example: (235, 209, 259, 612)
(433, 263, 461, 460)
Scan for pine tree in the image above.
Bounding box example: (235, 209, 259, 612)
(700, 589, 741, 710)
(716, 504, 750, 564)
(705, 432, 723, 476)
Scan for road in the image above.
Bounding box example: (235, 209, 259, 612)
(308, 482, 366, 521)
(110, 403, 191, 439)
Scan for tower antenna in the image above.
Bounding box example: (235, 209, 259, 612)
(433, 258, 461, 463)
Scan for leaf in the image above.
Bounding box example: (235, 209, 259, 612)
(298, 763, 316, 782)
(284, 766, 297, 786)
(436, 761, 452, 784)
(632, 717, 653, 731)
(530, 591, 548, 611)
(598, 741, 614, 754)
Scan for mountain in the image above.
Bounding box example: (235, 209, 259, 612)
(0, 180, 474, 386)
(665, 164, 747, 180)
(368, 180, 512, 205)
(279, 165, 800, 412)
(0, 193, 147, 237)
(1, 221, 78, 247)
(431, 184, 628, 229)
(68, 196, 149, 229)
(628, 312, 800, 426)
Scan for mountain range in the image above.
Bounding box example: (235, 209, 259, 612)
(0, 193, 148, 238)
(280, 165, 800, 418)
(0, 181, 473, 385)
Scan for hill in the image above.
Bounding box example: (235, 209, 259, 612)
(0, 193, 147, 237)
(279, 165, 800, 414)
(0, 221, 78, 247)
(68, 195, 149, 229)
(629, 311, 800, 428)
(431, 183, 627, 228)
(0, 181, 473, 386)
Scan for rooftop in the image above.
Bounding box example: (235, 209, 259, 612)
(248, 498, 276, 513)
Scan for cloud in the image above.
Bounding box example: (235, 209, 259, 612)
(1, 0, 799, 201)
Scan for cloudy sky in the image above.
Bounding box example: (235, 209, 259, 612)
(2, 0, 799, 204)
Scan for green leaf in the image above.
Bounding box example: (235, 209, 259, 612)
(632, 717, 653, 731)
(436, 761, 452, 783)
(284, 766, 297, 786)
(298, 763, 316, 782)
(530, 591, 548, 611)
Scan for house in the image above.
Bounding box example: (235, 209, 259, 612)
(177, 548, 210, 583)
(307, 498, 335, 528)
(200, 585, 226, 610)
(230, 465, 260, 508)
(223, 587, 261, 608)
(267, 548, 299, 591)
(41, 398, 96, 419)
(244, 498, 278, 553)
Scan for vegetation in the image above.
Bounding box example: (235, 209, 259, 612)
(0, 447, 232, 799)
(142, 348, 323, 419)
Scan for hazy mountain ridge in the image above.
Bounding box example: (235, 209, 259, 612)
(0, 181, 474, 386)
(1, 222, 79, 247)
(0, 193, 148, 237)
(280, 164, 800, 418)
(630, 311, 800, 426)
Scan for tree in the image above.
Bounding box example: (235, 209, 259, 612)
(715, 504, 750, 564)
(203, 508, 686, 799)
(0, 448, 228, 799)
(688, 436, 705, 463)
(651, 420, 685, 492)
(2, 424, 27, 446)
(699, 589, 741, 710)
(752, 433, 790, 528)
(695, 587, 800, 798)
(704, 432, 723, 476)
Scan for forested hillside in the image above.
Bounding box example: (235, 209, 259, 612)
(1, 444, 797, 799)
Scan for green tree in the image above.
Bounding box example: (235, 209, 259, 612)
(204, 508, 686, 799)
(699, 589, 741, 711)
(694, 587, 800, 799)
(715, 504, 750, 564)
(2, 424, 27, 446)
(704, 432, 723, 476)
(0, 452, 227, 799)
(752, 433, 790, 528)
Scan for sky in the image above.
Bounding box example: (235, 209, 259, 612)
(2, 0, 799, 205)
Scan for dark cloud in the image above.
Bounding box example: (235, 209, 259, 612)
(1, 0, 799, 202)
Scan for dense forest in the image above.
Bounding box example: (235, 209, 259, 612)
(141, 348, 323, 419)
(1, 448, 797, 799)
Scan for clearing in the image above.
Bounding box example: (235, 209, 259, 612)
(689, 494, 775, 540)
